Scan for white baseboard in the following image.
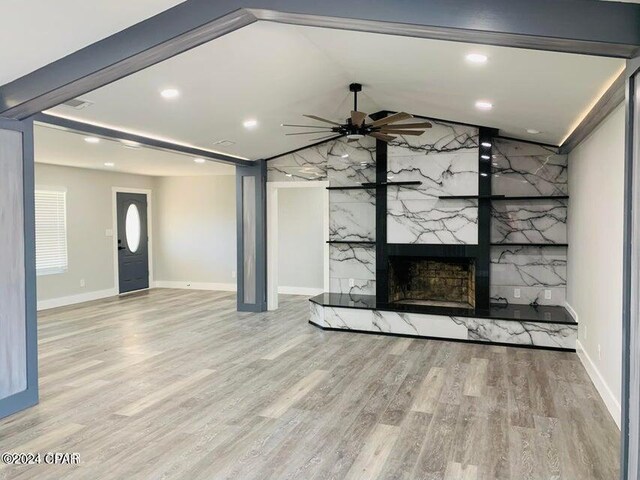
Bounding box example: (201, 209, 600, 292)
(566, 301, 621, 428)
(277, 286, 324, 296)
(37, 288, 118, 311)
(153, 281, 237, 292)
(576, 339, 621, 429)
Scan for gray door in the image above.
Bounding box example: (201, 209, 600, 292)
(116, 192, 149, 293)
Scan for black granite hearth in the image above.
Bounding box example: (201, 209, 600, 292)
(309, 293, 576, 325)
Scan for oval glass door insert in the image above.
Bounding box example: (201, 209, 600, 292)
(125, 203, 141, 253)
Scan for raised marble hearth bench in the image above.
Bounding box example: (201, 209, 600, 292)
(309, 293, 577, 351)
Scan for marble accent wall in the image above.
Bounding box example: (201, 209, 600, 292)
(387, 121, 479, 244)
(490, 138, 568, 307)
(268, 137, 377, 295)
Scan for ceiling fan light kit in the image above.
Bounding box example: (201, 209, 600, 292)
(283, 83, 432, 143)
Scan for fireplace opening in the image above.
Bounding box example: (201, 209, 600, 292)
(388, 256, 476, 309)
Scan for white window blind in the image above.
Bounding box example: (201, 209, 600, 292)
(35, 188, 68, 275)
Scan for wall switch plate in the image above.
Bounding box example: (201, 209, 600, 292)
(105, 229, 113, 237)
(514, 288, 521, 299)
(349, 278, 355, 287)
(544, 289, 552, 300)
(80, 279, 85, 287)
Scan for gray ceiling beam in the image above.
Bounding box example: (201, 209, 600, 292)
(33, 113, 252, 167)
(559, 71, 626, 154)
(2, 0, 640, 120)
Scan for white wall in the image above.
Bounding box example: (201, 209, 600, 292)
(277, 187, 324, 291)
(35, 163, 154, 305)
(153, 175, 236, 288)
(567, 103, 625, 427)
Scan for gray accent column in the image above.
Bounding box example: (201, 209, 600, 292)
(0, 117, 38, 419)
(236, 161, 267, 312)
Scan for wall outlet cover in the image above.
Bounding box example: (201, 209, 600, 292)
(544, 289, 552, 300)
(80, 279, 85, 287)
(231, 271, 236, 279)
(349, 278, 355, 287)
(514, 288, 521, 299)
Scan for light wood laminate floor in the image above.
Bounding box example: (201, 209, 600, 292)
(0, 289, 619, 479)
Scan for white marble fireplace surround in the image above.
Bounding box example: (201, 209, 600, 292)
(266, 117, 569, 307)
(310, 301, 577, 350)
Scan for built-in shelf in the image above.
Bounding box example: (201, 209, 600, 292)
(326, 240, 376, 245)
(491, 243, 568, 247)
(327, 181, 422, 190)
(326, 185, 375, 191)
(437, 195, 569, 200)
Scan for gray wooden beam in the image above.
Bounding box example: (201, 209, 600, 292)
(33, 113, 253, 167)
(2, 0, 640, 119)
(559, 72, 626, 154)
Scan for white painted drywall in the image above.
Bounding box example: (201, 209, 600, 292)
(153, 175, 236, 287)
(567, 103, 625, 426)
(277, 187, 324, 291)
(35, 163, 155, 303)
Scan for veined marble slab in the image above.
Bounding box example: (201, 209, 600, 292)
(492, 138, 568, 196)
(388, 198, 478, 244)
(329, 244, 375, 285)
(491, 200, 567, 244)
(310, 303, 576, 350)
(330, 201, 376, 242)
(490, 245, 566, 306)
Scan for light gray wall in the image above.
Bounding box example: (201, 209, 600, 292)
(277, 187, 324, 290)
(153, 175, 236, 286)
(567, 103, 625, 424)
(0, 130, 27, 399)
(34, 163, 154, 301)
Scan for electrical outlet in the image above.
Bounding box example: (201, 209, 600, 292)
(544, 289, 552, 300)
(80, 278, 85, 287)
(598, 344, 602, 361)
(514, 288, 521, 299)
(231, 271, 236, 279)
(349, 278, 355, 287)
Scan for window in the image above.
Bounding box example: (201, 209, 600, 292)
(35, 187, 68, 275)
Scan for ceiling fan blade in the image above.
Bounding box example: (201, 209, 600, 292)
(371, 112, 413, 128)
(381, 122, 432, 129)
(303, 114, 342, 126)
(351, 111, 367, 126)
(370, 132, 397, 142)
(282, 124, 334, 128)
(378, 129, 425, 136)
(285, 131, 336, 136)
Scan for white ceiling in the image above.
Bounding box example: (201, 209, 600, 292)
(34, 124, 235, 177)
(0, 0, 185, 86)
(46, 21, 624, 159)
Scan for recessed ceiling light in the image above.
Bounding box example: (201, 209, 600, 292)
(341, 154, 349, 158)
(84, 136, 100, 144)
(466, 53, 488, 64)
(481, 142, 492, 148)
(526, 129, 541, 134)
(160, 88, 180, 99)
(475, 101, 493, 111)
(243, 119, 258, 129)
(193, 158, 206, 164)
(480, 172, 489, 177)
(285, 173, 293, 177)
(481, 155, 491, 160)
(104, 162, 114, 167)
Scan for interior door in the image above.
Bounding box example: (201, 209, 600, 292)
(116, 192, 149, 293)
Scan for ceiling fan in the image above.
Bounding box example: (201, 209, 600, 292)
(282, 83, 432, 143)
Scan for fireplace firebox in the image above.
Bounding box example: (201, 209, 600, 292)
(388, 256, 476, 309)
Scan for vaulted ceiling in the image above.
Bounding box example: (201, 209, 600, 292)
(42, 21, 624, 160)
